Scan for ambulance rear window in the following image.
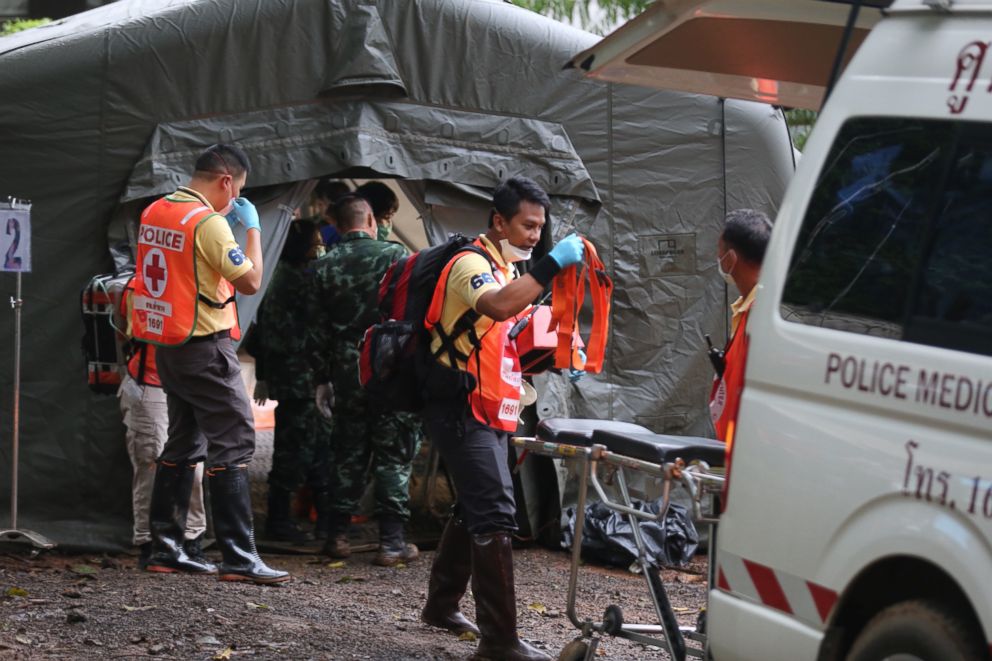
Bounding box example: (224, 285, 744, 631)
(781, 117, 992, 358)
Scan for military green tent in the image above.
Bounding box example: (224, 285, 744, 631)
(0, 0, 794, 550)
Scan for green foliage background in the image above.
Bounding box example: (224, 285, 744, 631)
(510, 0, 651, 35)
(512, 0, 817, 149)
(1, 18, 50, 36)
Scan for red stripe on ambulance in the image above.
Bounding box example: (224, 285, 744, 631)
(807, 581, 840, 623)
(742, 559, 793, 614)
(717, 567, 730, 592)
(717, 553, 838, 628)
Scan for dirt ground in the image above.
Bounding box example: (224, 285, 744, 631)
(0, 545, 707, 660)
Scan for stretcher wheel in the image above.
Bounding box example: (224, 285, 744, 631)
(557, 638, 590, 661)
(602, 604, 624, 635)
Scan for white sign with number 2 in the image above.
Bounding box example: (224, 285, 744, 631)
(1, 208, 31, 273)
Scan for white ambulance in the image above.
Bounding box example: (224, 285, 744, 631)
(570, 1, 992, 659)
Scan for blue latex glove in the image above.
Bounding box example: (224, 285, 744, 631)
(226, 197, 261, 232)
(569, 348, 587, 383)
(548, 233, 584, 269)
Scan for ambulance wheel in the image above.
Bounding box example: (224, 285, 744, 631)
(557, 638, 589, 661)
(602, 604, 623, 635)
(846, 599, 984, 661)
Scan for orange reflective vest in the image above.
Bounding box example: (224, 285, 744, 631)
(131, 196, 239, 346)
(426, 239, 523, 433)
(127, 342, 161, 387)
(549, 236, 612, 373)
(709, 306, 750, 443)
(118, 282, 162, 387)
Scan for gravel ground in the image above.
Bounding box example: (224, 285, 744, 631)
(0, 546, 708, 660)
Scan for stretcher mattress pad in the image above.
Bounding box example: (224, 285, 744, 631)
(535, 418, 652, 447)
(590, 430, 725, 467)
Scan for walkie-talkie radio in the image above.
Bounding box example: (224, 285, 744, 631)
(705, 334, 725, 378)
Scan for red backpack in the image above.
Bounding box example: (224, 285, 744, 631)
(358, 234, 489, 412)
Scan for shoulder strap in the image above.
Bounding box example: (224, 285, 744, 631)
(198, 293, 236, 309)
(424, 241, 492, 330)
(549, 237, 612, 373)
(424, 242, 494, 366)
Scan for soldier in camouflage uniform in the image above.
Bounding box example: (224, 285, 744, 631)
(248, 219, 331, 543)
(308, 195, 423, 567)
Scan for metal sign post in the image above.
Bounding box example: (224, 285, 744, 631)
(0, 198, 55, 549)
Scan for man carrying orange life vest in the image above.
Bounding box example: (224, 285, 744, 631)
(419, 177, 584, 661)
(130, 144, 288, 584)
(710, 208, 772, 443)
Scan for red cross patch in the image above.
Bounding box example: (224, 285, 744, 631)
(142, 248, 168, 298)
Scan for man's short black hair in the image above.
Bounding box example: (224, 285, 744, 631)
(333, 194, 371, 231)
(722, 208, 772, 264)
(314, 178, 350, 202)
(195, 144, 250, 178)
(281, 219, 319, 266)
(490, 176, 551, 227)
(355, 181, 399, 220)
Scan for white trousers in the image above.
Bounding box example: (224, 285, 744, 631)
(119, 374, 206, 545)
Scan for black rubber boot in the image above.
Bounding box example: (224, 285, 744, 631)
(421, 516, 479, 636)
(137, 542, 152, 571)
(146, 462, 217, 575)
(312, 489, 332, 541)
(265, 487, 313, 544)
(182, 533, 212, 566)
(373, 516, 419, 567)
(209, 466, 290, 585)
(321, 511, 352, 559)
(469, 532, 550, 661)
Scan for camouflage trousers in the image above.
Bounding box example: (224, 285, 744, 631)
(327, 390, 422, 521)
(267, 398, 332, 493)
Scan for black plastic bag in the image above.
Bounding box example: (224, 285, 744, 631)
(561, 498, 698, 569)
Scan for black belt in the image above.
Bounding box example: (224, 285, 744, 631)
(186, 330, 232, 344)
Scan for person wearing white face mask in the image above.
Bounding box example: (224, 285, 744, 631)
(710, 208, 772, 442)
(419, 177, 584, 661)
(131, 143, 288, 584)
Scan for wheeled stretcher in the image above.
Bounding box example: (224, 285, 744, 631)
(513, 419, 726, 660)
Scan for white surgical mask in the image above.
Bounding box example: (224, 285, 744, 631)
(499, 239, 533, 263)
(219, 197, 236, 216)
(717, 250, 736, 285)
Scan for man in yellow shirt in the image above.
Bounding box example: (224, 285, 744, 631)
(709, 208, 771, 442)
(142, 144, 288, 584)
(420, 177, 584, 661)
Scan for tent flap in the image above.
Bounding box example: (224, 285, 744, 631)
(123, 100, 601, 204)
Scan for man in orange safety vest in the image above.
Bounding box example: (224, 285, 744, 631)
(131, 144, 288, 584)
(709, 208, 772, 444)
(419, 177, 585, 661)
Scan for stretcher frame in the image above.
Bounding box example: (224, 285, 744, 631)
(512, 433, 725, 661)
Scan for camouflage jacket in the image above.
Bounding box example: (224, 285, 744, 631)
(308, 231, 407, 391)
(249, 261, 317, 400)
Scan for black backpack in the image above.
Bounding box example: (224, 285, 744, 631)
(358, 234, 489, 412)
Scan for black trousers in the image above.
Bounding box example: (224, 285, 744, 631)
(423, 402, 517, 536)
(156, 335, 255, 468)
